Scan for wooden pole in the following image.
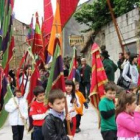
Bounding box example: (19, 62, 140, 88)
(64, 94, 72, 135)
(106, 0, 124, 53)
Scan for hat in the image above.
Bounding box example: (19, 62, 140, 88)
(101, 50, 110, 58)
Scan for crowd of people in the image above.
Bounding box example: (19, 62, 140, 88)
(2, 57, 91, 140)
(2, 46, 140, 140)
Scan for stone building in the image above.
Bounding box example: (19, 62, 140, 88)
(63, 2, 140, 61)
(63, 4, 140, 81)
(82, 8, 140, 76)
(10, 19, 29, 68)
(63, 0, 94, 59)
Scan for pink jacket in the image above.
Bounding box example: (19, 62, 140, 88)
(116, 112, 140, 138)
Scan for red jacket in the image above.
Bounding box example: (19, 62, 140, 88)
(30, 101, 47, 126)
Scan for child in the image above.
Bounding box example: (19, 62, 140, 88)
(42, 89, 73, 140)
(29, 86, 48, 140)
(65, 80, 81, 136)
(75, 82, 88, 133)
(98, 82, 117, 140)
(116, 90, 140, 139)
(5, 89, 28, 140)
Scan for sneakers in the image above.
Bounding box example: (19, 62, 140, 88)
(76, 128, 81, 133)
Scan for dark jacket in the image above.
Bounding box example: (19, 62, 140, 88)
(42, 114, 69, 140)
(79, 64, 91, 83)
(103, 59, 117, 81)
(117, 59, 124, 74)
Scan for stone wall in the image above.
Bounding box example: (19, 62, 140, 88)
(83, 8, 140, 81)
(104, 8, 140, 62)
(10, 19, 29, 68)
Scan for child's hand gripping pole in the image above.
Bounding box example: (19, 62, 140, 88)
(64, 93, 72, 135)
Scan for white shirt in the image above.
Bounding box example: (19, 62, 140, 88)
(5, 97, 28, 126)
(122, 63, 139, 85)
(121, 59, 129, 69)
(66, 94, 80, 118)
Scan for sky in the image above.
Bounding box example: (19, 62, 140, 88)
(13, 0, 89, 25)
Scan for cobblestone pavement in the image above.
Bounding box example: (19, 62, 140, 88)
(0, 104, 102, 140)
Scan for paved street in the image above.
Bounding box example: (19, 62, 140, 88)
(0, 104, 102, 140)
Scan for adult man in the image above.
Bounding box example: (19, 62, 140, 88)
(79, 58, 91, 101)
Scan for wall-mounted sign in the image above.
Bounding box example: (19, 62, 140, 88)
(69, 35, 84, 47)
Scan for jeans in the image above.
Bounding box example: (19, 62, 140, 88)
(80, 82, 90, 99)
(76, 114, 82, 129)
(101, 130, 117, 140)
(12, 125, 24, 140)
(33, 126, 44, 140)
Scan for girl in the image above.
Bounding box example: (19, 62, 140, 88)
(19, 65, 32, 98)
(121, 51, 131, 70)
(122, 54, 139, 88)
(5, 89, 28, 140)
(116, 90, 140, 140)
(65, 80, 80, 136)
(75, 82, 88, 133)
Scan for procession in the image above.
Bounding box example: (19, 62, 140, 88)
(0, 0, 140, 140)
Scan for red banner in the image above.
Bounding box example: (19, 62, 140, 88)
(90, 43, 108, 109)
(59, 0, 80, 28)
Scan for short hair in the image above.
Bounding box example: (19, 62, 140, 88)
(14, 89, 21, 95)
(81, 58, 86, 61)
(75, 81, 79, 86)
(129, 54, 137, 65)
(33, 86, 45, 97)
(48, 89, 65, 104)
(104, 82, 117, 92)
(119, 52, 124, 56)
(125, 51, 131, 56)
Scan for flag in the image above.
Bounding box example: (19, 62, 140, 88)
(90, 43, 108, 109)
(27, 16, 34, 47)
(43, 0, 53, 47)
(59, 0, 79, 28)
(3, 36, 14, 76)
(16, 52, 28, 89)
(0, 67, 4, 97)
(45, 39, 65, 102)
(1, 0, 14, 74)
(0, 84, 13, 129)
(27, 64, 40, 105)
(0, 75, 8, 111)
(32, 12, 44, 61)
(67, 47, 76, 81)
(47, 1, 62, 56)
(0, 0, 5, 50)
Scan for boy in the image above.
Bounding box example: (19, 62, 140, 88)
(75, 82, 88, 133)
(42, 89, 73, 140)
(5, 89, 28, 140)
(98, 82, 117, 140)
(29, 86, 48, 140)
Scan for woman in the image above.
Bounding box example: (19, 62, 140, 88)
(121, 51, 130, 70)
(122, 54, 139, 88)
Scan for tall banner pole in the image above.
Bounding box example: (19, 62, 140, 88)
(107, 0, 124, 53)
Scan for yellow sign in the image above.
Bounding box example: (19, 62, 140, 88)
(69, 35, 84, 47)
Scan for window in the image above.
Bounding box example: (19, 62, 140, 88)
(124, 42, 137, 54)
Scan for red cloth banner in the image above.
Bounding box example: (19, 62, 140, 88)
(90, 43, 108, 109)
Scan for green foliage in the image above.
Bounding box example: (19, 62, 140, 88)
(74, 0, 139, 32)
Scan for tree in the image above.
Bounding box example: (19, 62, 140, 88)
(74, 0, 139, 32)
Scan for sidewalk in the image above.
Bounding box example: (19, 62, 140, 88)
(74, 104, 102, 140)
(0, 104, 102, 140)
